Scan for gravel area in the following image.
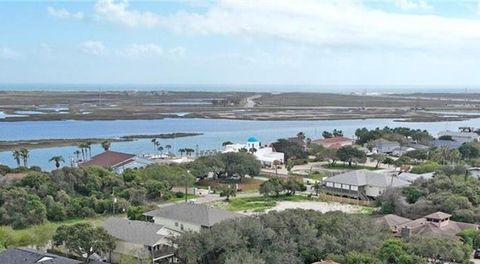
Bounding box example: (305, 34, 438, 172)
(266, 201, 365, 214)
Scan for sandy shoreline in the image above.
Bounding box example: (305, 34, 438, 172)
(0, 132, 202, 152)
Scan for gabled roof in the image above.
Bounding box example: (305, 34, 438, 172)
(378, 214, 412, 230)
(79, 151, 135, 168)
(103, 217, 165, 246)
(144, 203, 243, 227)
(0, 248, 81, 264)
(323, 170, 410, 188)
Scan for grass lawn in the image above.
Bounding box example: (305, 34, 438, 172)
(321, 163, 379, 171)
(226, 195, 312, 212)
(0, 216, 107, 248)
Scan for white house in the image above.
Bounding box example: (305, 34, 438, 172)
(438, 129, 480, 143)
(254, 147, 285, 166)
(223, 137, 285, 166)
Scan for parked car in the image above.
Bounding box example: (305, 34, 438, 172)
(474, 249, 480, 259)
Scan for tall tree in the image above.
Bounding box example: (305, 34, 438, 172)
(19, 148, 29, 167)
(53, 223, 116, 263)
(12, 150, 21, 167)
(49, 156, 65, 169)
(336, 146, 366, 167)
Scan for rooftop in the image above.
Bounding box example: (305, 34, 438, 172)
(144, 202, 243, 227)
(79, 150, 135, 168)
(324, 170, 410, 188)
(313, 136, 353, 144)
(103, 217, 165, 246)
(0, 248, 91, 264)
(424, 211, 452, 220)
(247, 136, 258, 142)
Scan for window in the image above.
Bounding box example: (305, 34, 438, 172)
(334, 183, 342, 188)
(175, 222, 179, 227)
(326, 182, 333, 187)
(351, 185, 358, 191)
(180, 224, 184, 231)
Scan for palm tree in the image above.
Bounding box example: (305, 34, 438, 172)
(297, 131, 306, 140)
(165, 145, 172, 153)
(101, 140, 111, 151)
(19, 148, 29, 167)
(49, 156, 65, 169)
(74, 150, 81, 161)
(157, 146, 164, 154)
(179, 148, 186, 157)
(151, 138, 159, 152)
(85, 141, 93, 158)
(78, 143, 87, 161)
(12, 150, 21, 167)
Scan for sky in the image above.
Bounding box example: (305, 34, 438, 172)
(2, 0, 480, 88)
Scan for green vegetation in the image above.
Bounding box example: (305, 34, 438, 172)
(0, 163, 195, 230)
(226, 195, 310, 212)
(354, 127, 432, 145)
(186, 152, 261, 181)
(53, 223, 115, 263)
(0, 217, 105, 248)
(174, 210, 470, 264)
(379, 168, 480, 223)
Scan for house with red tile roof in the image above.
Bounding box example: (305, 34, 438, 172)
(312, 136, 354, 149)
(79, 150, 153, 174)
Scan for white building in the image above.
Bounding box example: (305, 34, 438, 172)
(438, 129, 480, 143)
(223, 136, 284, 166)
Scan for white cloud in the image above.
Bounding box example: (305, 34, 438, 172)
(393, 0, 432, 10)
(120, 43, 163, 58)
(0, 47, 20, 59)
(94, 0, 162, 27)
(80, 41, 106, 56)
(47, 7, 84, 20)
(92, 0, 480, 51)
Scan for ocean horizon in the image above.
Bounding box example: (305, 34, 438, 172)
(2, 83, 480, 94)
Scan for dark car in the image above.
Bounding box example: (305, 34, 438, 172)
(474, 249, 480, 259)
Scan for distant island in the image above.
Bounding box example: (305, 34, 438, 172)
(2, 91, 480, 122)
(0, 132, 202, 151)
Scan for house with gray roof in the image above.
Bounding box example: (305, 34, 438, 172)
(0, 248, 107, 264)
(102, 217, 176, 263)
(144, 202, 243, 232)
(368, 138, 400, 154)
(322, 170, 410, 199)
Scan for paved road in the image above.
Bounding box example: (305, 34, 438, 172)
(244, 95, 262, 108)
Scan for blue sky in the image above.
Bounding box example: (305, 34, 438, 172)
(2, 0, 480, 87)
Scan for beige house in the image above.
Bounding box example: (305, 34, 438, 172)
(322, 170, 410, 200)
(102, 217, 177, 263)
(144, 202, 243, 232)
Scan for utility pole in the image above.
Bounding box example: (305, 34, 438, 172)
(185, 170, 190, 202)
